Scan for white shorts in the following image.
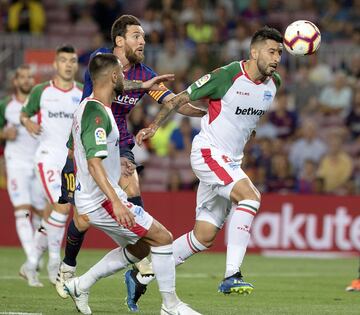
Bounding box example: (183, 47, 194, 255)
(35, 162, 62, 204)
(86, 199, 154, 248)
(6, 166, 47, 210)
(191, 146, 248, 228)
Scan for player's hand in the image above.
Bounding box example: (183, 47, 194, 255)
(120, 157, 136, 177)
(112, 199, 135, 229)
(136, 125, 157, 146)
(3, 125, 17, 140)
(142, 74, 175, 91)
(23, 119, 42, 136)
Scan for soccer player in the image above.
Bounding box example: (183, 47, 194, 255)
(133, 26, 283, 302)
(0, 64, 46, 287)
(64, 53, 201, 315)
(56, 15, 205, 309)
(20, 45, 83, 284)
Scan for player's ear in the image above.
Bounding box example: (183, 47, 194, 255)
(115, 35, 124, 48)
(250, 46, 259, 60)
(111, 71, 117, 84)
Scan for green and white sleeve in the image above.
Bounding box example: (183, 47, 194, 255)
(21, 82, 48, 117)
(186, 62, 240, 101)
(81, 101, 112, 160)
(0, 97, 10, 129)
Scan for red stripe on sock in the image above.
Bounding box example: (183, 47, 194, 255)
(186, 232, 198, 253)
(47, 220, 65, 228)
(235, 207, 256, 216)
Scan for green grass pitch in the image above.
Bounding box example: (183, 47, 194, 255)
(1, 247, 359, 315)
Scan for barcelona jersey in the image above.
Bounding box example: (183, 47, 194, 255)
(82, 47, 172, 147)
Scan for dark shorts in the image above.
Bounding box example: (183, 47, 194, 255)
(58, 156, 75, 205)
(120, 144, 144, 174)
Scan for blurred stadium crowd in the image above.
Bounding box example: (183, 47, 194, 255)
(0, 0, 359, 194)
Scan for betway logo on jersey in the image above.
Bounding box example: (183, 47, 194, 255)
(113, 95, 139, 105)
(247, 203, 360, 253)
(48, 111, 74, 119)
(235, 107, 265, 116)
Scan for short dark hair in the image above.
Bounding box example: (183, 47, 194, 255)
(56, 44, 76, 54)
(111, 15, 141, 47)
(251, 26, 283, 46)
(89, 53, 120, 81)
(15, 64, 31, 78)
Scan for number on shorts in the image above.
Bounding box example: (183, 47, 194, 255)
(64, 173, 76, 192)
(47, 170, 55, 183)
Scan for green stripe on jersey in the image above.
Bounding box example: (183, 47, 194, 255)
(21, 81, 50, 117)
(81, 100, 112, 160)
(187, 61, 242, 101)
(0, 96, 12, 128)
(75, 81, 84, 90)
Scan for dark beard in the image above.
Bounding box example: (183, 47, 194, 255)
(19, 85, 32, 94)
(114, 82, 124, 96)
(257, 60, 271, 77)
(125, 45, 144, 65)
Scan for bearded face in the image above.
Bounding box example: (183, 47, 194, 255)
(125, 42, 144, 64)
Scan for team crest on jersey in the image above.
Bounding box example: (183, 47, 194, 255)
(263, 90, 272, 101)
(95, 128, 106, 145)
(195, 74, 211, 88)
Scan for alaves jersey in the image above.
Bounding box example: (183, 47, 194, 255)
(82, 47, 172, 147)
(0, 95, 38, 168)
(22, 80, 83, 166)
(187, 60, 281, 160)
(72, 97, 127, 214)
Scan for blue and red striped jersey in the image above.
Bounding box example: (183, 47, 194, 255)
(82, 47, 172, 147)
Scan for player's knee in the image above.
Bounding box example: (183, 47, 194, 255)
(126, 186, 141, 198)
(54, 202, 71, 214)
(158, 229, 173, 246)
(231, 184, 261, 204)
(193, 230, 215, 248)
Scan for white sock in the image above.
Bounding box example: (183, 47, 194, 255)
(136, 231, 208, 286)
(79, 247, 139, 292)
(46, 210, 68, 265)
(225, 200, 260, 278)
(15, 209, 34, 261)
(151, 244, 180, 309)
(31, 212, 42, 230)
(173, 231, 208, 265)
(27, 219, 48, 269)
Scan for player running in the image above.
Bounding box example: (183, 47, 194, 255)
(133, 26, 283, 304)
(20, 45, 83, 285)
(64, 53, 201, 315)
(56, 15, 205, 309)
(0, 65, 46, 287)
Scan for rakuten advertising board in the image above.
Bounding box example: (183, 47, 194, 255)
(0, 191, 359, 256)
(246, 194, 360, 257)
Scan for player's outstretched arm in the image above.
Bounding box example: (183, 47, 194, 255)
(124, 74, 175, 91)
(135, 90, 191, 146)
(88, 157, 135, 228)
(162, 92, 207, 118)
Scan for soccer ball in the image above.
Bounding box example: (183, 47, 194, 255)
(283, 20, 321, 56)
